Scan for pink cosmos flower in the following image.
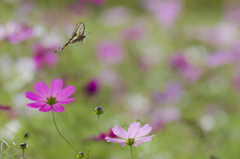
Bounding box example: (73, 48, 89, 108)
(25, 78, 75, 113)
(105, 121, 154, 147)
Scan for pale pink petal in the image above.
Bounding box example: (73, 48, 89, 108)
(52, 103, 65, 113)
(57, 98, 75, 104)
(39, 104, 52, 112)
(132, 141, 143, 147)
(128, 121, 141, 138)
(135, 124, 152, 138)
(27, 102, 46, 108)
(25, 92, 46, 101)
(50, 78, 63, 97)
(112, 125, 128, 139)
(57, 85, 75, 99)
(34, 82, 50, 97)
(105, 137, 126, 147)
(135, 135, 155, 143)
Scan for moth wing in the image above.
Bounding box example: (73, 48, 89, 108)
(71, 22, 85, 37)
(76, 22, 85, 36)
(71, 22, 81, 36)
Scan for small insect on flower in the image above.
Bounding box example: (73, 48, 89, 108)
(54, 22, 87, 52)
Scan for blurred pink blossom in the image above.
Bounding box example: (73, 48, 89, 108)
(233, 73, 240, 91)
(0, 105, 11, 111)
(143, 0, 183, 28)
(224, 1, 240, 25)
(33, 43, 58, 70)
(207, 42, 240, 67)
(169, 53, 202, 82)
(6, 21, 34, 44)
(92, 129, 117, 141)
(100, 7, 131, 26)
(151, 107, 180, 132)
(152, 82, 183, 104)
(96, 41, 125, 65)
(198, 23, 238, 47)
(99, 69, 120, 88)
(206, 51, 233, 67)
(85, 78, 100, 96)
(122, 26, 145, 41)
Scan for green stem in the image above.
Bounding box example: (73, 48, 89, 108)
(51, 106, 78, 154)
(22, 149, 24, 157)
(130, 146, 133, 159)
(87, 115, 100, 159)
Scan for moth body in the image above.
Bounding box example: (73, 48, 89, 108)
(54, 22, 86, 52)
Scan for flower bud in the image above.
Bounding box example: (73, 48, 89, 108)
(19, 143, 27, 149)
(77, 152, 85, 159)
(93, 107, 104, 115)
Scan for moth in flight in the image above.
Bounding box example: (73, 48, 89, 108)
(55, 22, 86, 52)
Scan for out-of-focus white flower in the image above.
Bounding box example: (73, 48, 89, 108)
(199, 115, 215, 132)
(0, 120, 21, 140)
(0, 55, 35, 92)
(14, 92, 37, 116)
(127, 94, 150, 117)
(100, 7, 131, 26)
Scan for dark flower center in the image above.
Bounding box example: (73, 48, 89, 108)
(46, 96, 57, 105)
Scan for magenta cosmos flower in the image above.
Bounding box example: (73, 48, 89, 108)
(105, 121, 154, 147)
(25, 78, 75, 113)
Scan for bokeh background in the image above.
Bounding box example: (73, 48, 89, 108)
(1, 0, 240, 158)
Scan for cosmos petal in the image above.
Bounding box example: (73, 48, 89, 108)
(57, 98, 75, 104)
(34, 82, 50, 97)
(25, 92, 46, 101)
(27, 102, 46, 108)
(112, 125, 128, 139)
(128, 121, 141, 138)
(135, 124, 152, 138)
(52, 103, 65, 113)
(50, 78, 63, 97)
(105, 137, 126, 147)
(57, 85, 75, 99)
(132, 141, 143, 147)
(39, 104, 52, 112)
(135, 135, 155, 143)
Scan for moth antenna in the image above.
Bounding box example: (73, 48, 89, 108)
(84, 38, 89, 46)
(85, 32, 92, 36)
(77, 40, 81, 46)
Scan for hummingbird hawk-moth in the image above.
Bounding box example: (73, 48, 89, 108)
(55, 22, 86, 52)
